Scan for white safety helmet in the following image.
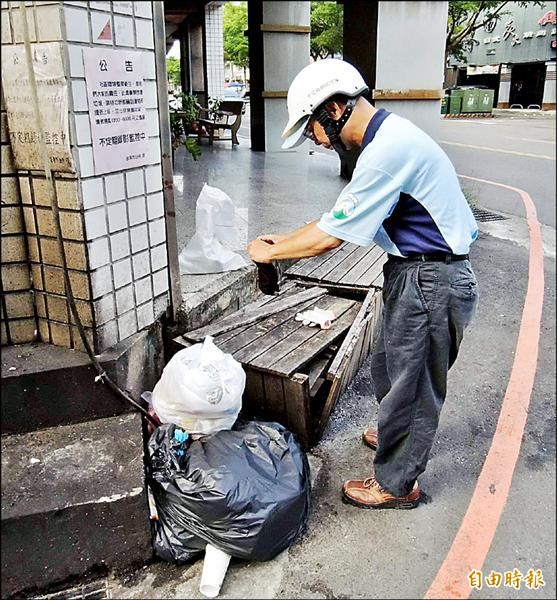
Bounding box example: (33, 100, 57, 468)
(281, 58, 368, 150)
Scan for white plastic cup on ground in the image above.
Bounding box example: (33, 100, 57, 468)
(199, 544, 232, 598)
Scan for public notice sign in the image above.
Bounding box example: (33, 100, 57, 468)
(0, 43, 74, 173)
(83, 48, 148, 175)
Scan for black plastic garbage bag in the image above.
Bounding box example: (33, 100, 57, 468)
(147, 419, 311, 564)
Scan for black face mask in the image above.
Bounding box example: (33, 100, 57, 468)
(315, 97, 357, 158)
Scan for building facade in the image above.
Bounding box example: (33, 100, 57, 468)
(447, 2, 556, 109)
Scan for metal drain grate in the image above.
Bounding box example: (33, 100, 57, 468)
(471, 207, 508, 222)
(31, 579, 110, 600)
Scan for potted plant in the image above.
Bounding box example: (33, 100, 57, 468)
(169, 91, 202, 162)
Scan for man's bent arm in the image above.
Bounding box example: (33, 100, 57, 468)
(248, 221, 342, 263)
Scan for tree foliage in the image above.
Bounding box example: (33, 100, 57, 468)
(310, 1, 343, 60)
(223, 2, 249, 69)
(166, 56, 181, 89)
(446, 1, 544, 62)
(222, 2, 344, 66)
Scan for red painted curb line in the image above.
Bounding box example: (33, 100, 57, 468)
(425, 175, 545, 599)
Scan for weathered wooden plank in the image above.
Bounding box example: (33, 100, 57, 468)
(185, 287, 327, 341)
(326, 288, 377, 380)
(322, 244, 371, 284)
(218, 295, 322, 355)
(237, 295, 355, 373)
(287, 242, 360, 282)
(269, 301, 360, 377)
(305, 242, 361, 281)
(307, 352, 334, 392)
(246, 296, 356, 374)
(374, 271, 384, 288)
(354, 291, 382, 372)
(285, 256, 316, 276)
(289, 279, 371, 296)
(215, 290, 289, 345)
(243, 368, 266, 416)
(359, 252, 388, 287)
(216, 282, 302, 345)
(351, 320, 368, 382)
(317, 314, 367, 437)
(359, 315, 374, 365)
(262, 373, 286, 422)
(316, 367, 347, 437)
(371, 290, 383, 341)
(283, 373, 313, 448)
(341, 245, 384, 286)
(354, 305, 376, 371)
(286, 243, 345, 277)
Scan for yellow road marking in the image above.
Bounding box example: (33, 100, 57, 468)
(439, 140, 555, 160)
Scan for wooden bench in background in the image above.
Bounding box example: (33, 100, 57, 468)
(197, 99, 246, 147)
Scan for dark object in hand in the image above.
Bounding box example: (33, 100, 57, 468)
(256, 262, 279, 295)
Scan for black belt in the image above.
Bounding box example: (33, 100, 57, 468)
(388, 253, 469, 263)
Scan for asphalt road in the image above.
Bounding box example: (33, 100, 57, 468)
(438, 117, 556, 228)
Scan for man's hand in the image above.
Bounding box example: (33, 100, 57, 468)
(247, 238, 274, 263)
(257, 233, 287, 244)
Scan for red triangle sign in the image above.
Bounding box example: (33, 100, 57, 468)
(98, 20, 112, 41)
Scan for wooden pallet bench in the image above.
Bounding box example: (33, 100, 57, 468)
(285, 241, 387, 294)
(173, 278, 382, 448)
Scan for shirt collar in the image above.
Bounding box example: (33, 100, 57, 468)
(361, 108, 391, 151)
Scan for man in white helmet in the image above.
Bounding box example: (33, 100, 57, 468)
(247, 59, 478, 510)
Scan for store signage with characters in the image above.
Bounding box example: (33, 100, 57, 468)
(0, 43, 74, 173)
(538, 11, 556, 26)
(83, 47, 148, 175)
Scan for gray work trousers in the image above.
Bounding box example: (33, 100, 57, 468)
(371, 256, 478, 496)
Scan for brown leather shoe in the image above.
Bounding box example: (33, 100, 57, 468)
(362, 427, 378, 450)
(342, 477, 420, 509)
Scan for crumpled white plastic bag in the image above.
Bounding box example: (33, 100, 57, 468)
(151, 336, 245, 435)
(179, 183, 249, 274)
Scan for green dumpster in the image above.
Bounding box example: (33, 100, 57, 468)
(478, 89, 495, 113)
(461, 88, 480, 113)
(449, 89, 464, 115)
(441, 94, 449, 115)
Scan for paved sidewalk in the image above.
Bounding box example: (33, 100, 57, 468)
(492, 108, 556, 119)
(100, 140, 556, 599)
(105, 221, 555, 599)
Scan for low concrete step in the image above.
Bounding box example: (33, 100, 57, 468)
(1, 413, 151, 598)
(175, 266, 258, 333)
(1, 325, 164, 435)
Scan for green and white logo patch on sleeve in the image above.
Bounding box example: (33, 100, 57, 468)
(332, 194, 358, 219)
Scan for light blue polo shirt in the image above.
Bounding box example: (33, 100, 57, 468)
(317, 109, 478, 256)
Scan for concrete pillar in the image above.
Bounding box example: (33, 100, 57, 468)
(497, 64, 512, 108)
(374, 2, 448, 139)
(190, 16, 206, 102)
(205, 3, 225, 100)
(261, 1, 310, 152)
(247, 0, 265, 151)
(343, 1, 378, 96)
(0, 1, 171, 354)
(542, 61, 556, 110)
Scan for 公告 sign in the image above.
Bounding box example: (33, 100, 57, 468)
(83, 47, 149, 175)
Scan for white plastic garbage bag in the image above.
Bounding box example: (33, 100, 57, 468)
(179, 183, 249, 274)
(151, 336, 245, 434)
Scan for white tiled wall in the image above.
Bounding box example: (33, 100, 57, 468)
(62, 1, 169, 351)
(205, 4, 225, 100)
(2, 1, 169, 352)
